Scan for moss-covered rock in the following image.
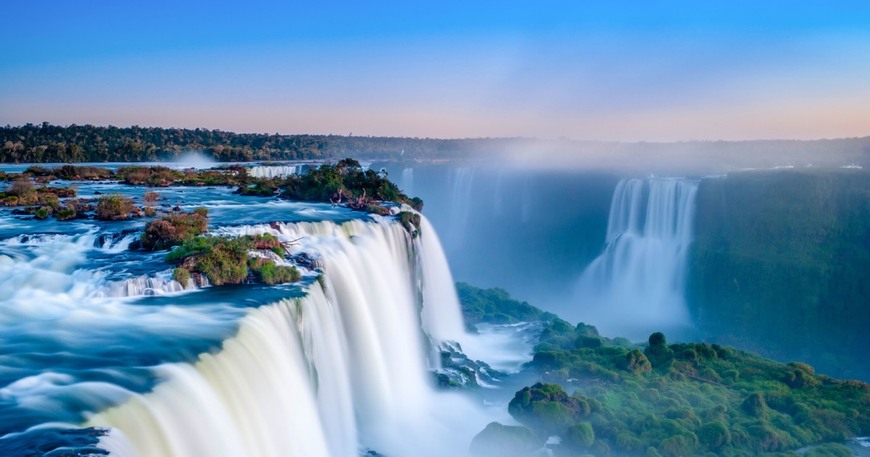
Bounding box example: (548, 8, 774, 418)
(508, 383, 591, 436)
(469, 422, 540, 457)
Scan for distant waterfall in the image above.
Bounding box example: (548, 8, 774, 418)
(249, 165, 299, 178)
(86, 218, 480, 457)
(447, 167, 476, 249)
(574, 178, 698, 340)
(401, 167, 414, 197)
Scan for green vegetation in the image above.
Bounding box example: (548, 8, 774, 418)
(459, 282, 870, 457)
(457, 282, 557, 328)
(94, 194, 136, 220)
(279, 158, 421, 210)
(0, 122, 519, 163)
(469, 422, 540, 457)
(165, 233, 299, 286)
(689, 169, 870, 380)
(55, 207, 76, 221)
(0, 177, 77, 215)
(237, 178, 278, 196)
(397, 211, 421, 237)
(250, 258, 301, 285)
(140, 208, 209, 250)
(53, 164, 113, 181)
(172, 267, 191, 286)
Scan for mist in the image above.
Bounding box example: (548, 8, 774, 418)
(381, 139, 869, 345)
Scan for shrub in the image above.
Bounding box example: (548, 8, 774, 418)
(95, 194, 135, 220)
(53, 165, 113, 181)
(144, 191, 160, 204)
(623, 349, 653, 374)
(508, 383, 589, 435)
(563, 422, 595, 450)
(173, 267, 191, 286)
(252, 260, 300, 285)
(804, 443, 854, 457)
(741, 392, 767, 417)
(37, 193, 61, 209)
(697, 421, 731, 450)
(576, 335, 603, 348)
(250, 233, 282, 251)
(784, 362, 820, 389)
(193, 239, 250, 286)
(141, 208, 209, 250)
(7, 178, 34, 197)
(237, 179, 277, 196)
(34, 206, 51, 220)
(25, 165, 53, 176)
(55, 208, 76, 221)
(658, 433, 698, 457)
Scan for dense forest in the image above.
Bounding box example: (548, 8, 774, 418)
(3, 123, 870, 171)
(0, 123, 513, 163)
(689, 169, 870, 381)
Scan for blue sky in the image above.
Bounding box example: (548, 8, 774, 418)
(2, 1, 869, 140)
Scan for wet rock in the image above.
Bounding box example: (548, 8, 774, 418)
(434, 341, 505, 389)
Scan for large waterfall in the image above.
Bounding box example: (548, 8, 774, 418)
(79, 218, 484, 457)
(573, 178, 698, 340)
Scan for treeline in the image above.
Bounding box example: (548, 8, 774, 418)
(0, 123, 510, 163)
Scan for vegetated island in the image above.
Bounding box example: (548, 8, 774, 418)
(457, 282, 870, 457)
(0, 159, 424, 288)
(0, 158, 422, 223)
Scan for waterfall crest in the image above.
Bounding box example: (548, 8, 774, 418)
(248, 165, 300, 178)
(574, 178, 698, 340)
(86, 216, 478, 457)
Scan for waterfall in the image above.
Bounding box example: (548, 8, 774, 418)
(447, 167, 476, 250)
(85, 217, 484, 457)
(573, 178, 698, 340)
(249, 165, 299, 179)
(401, 167, 414, 196)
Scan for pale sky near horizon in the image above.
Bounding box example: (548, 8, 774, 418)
(2, 1, 870, 142)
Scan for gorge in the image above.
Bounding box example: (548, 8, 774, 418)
(1, 159, 869, 456)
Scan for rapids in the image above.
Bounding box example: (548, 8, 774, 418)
(0, 171, 531, 456)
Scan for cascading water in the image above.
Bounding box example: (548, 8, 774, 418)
(401, 167, 414, 197)
(447, 167, 476, 251)
(248, 165, 300, 178)
(0, 170, 534, 457)
(68, 218, 487, 457)
(573, 177, 698, 340)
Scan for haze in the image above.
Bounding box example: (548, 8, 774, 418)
(2, 1, 870, 142)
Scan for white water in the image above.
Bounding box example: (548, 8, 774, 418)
(401, 167, 414, 196)
(574, 178, 698, 340)
(447, 167, 476, 250)
(249, 165, 300, 178)
(87, 217, 496, 457)
(99, 272, 198, 297)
